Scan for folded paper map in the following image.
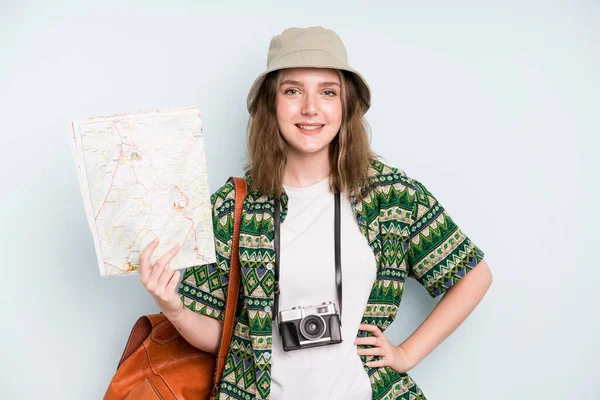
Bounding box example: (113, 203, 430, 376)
(69, 106, 216, 276)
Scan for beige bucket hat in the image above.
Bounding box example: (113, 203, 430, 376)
(246, 26, 371, 116)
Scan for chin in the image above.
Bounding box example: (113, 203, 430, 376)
(288, 143, 329, 155)
(282, 130, 338, 156)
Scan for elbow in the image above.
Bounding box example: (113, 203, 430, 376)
(476, 258, 493, 290)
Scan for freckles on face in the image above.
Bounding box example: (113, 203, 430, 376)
(275, 68, 343, 155)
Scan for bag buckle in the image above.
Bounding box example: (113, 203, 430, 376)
(274, 281, 280, 294)
(211, 383, 220, 398)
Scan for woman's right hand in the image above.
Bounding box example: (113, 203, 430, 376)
(139, 238, 183, 319)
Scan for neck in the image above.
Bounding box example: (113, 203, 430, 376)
(282, 148, 331, 188)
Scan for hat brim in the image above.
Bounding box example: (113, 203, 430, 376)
(246, 49, 371, 116)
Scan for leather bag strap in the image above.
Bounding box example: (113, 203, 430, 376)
(212, 176, 247, 395)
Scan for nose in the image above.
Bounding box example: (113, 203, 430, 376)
(301, 92, 319, 116)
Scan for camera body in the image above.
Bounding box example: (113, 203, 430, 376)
(278, 301, 342, 351)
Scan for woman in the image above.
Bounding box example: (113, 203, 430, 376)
(138, 26, 492, 400)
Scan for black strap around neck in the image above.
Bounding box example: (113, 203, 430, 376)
(273, 192, 342, 325)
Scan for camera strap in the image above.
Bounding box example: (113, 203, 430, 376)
(273, 192, 342, 325)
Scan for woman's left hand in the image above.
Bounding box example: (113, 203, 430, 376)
(355, 323, 414, 374)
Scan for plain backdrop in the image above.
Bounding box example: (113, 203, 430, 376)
(1, 1, 598, 399)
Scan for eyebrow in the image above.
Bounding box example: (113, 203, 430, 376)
(280, 80, 340, 88)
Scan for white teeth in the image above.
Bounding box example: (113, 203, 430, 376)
(297, 125, 323, 131)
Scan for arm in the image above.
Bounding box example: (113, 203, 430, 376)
(399, 259, 493, 370)
(168, 180, 238, 354)
(358, 178, 491, 371)
(165, 306, 224, 355)
(138, 238, 224, 355)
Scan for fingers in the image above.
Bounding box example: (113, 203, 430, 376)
(139, 238, 160, 283)
(359, 323, 382, 337)
(355, 337, 379, 347)
(146, 245, 181, 292)
(356, 347, 384, 356)
(155, 267, 176, 297)
(166, 270, 181, 295)
(365, 359, 388, 368)
(355, 325, 402, 370)
(155, 265, 181, 298)
(355, 324, 386, 347)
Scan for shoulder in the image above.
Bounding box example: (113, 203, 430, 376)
(210, 177, 237, 214)
(367, 159, 436, 227)
(208, 177, 240, 245)
(211, 173, 267, 215)
(367, 158, 423, 194)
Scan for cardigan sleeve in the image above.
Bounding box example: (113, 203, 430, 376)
(177, 179, 236, 322)
(406, 178, 485, 298)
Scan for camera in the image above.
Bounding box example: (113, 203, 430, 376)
(278, 301, 342, 351)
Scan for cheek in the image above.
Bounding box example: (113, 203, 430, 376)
(276, 98, 300, 123)
(323, 102, 343, 127)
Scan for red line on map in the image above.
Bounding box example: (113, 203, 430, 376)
(131, 167, 150, 191)
(104, 261, 125, 274)
(183, 216, 202, 257)
(95, 121, 124, 220)
(173, 186, 196, 255)
(124, 207, 152, 271)
(179, 189, 190, 207)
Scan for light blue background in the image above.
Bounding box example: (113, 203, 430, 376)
(1, 1, 598, 399)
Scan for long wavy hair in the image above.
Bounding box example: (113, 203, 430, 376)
(245, 68, 378, 198)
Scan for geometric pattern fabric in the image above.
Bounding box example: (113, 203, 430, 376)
(179, 158, 485, 399)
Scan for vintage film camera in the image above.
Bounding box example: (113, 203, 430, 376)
(278, 301, 342, 351)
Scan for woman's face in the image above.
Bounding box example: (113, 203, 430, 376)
(276, 68, 342, 157)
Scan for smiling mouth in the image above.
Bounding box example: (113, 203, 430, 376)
(295, 124, 325, 131)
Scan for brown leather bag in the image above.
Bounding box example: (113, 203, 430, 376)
(104, 177, 247, 400)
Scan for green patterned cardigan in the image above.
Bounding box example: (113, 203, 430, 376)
(178, 158, 485, 400)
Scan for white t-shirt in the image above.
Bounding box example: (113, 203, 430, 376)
(270, 176, 377, 400)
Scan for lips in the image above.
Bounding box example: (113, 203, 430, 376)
(296, 124, 324, 131)
(295, 124, 325, 135)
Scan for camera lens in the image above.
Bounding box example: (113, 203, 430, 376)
(300, 315, 326, 340)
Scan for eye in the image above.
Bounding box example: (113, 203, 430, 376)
(284, 88, 300, 95)
(322, 90, 337, 97)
